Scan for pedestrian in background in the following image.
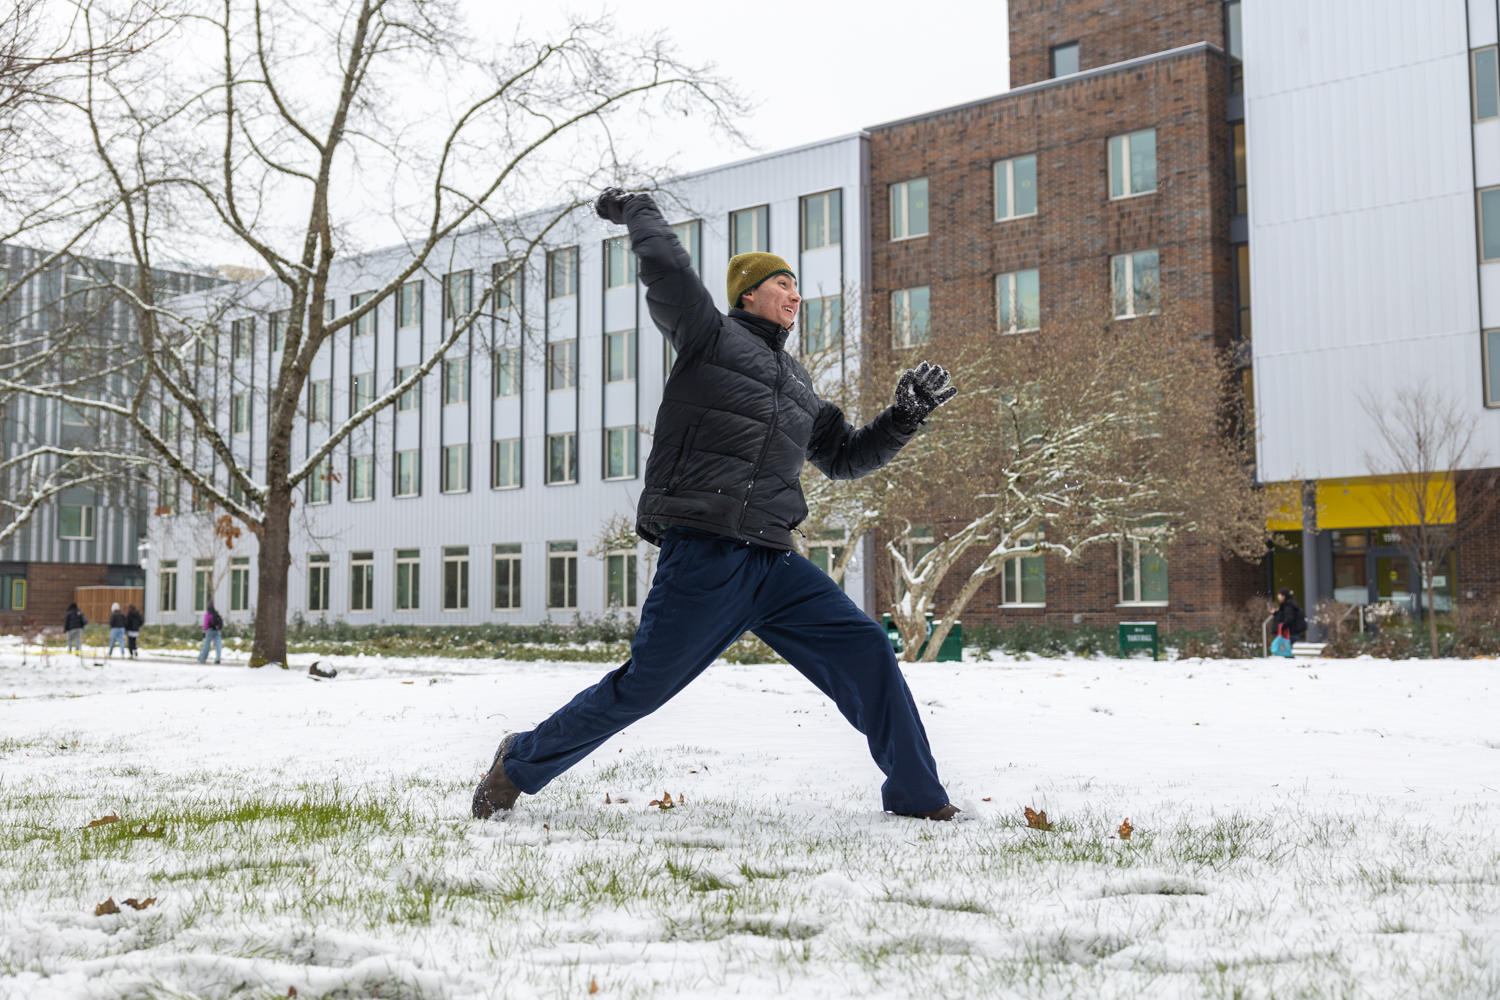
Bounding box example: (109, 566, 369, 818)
(1273, 588, 1307, 643)
(63, 602, 86, 654)
(124, 604, 144, 659)
(107, 602, 127, 658)
(198, 599, 223, 664)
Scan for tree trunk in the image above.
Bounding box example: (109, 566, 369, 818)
(1426, 573, 1440, 659)
(248, 484, 292, 668)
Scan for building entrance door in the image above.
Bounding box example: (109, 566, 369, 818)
(1374, 555, 1411, 610)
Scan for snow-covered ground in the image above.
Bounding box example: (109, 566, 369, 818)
(2, 643, 1498, 999)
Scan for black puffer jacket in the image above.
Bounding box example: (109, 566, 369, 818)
(623, 195, 915, 550)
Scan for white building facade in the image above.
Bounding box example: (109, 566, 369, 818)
(147, 134, 874, 626)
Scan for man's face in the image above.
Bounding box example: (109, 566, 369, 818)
(741, 273, 801, 330)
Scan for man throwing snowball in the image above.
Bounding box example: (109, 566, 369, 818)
(474, 188, 961, 821)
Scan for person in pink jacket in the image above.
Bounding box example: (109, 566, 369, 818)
(197, 599, 223, 664)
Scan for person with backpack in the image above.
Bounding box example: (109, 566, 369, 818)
(198, 599, 223, 664)
(124, 604, 144, 659)
(63, 602, 86, 654)
(106, 602, 127, 658)
(1271, 587, 1307, 656)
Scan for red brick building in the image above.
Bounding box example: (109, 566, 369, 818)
(864, 0, 1255, 631)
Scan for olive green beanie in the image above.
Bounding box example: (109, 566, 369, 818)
(727, 252, 795, 308)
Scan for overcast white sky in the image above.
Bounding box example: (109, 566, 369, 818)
(467, 0, 1012, 174)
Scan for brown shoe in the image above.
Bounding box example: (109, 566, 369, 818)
(471, 734, 522, 819)
(899, 804, 961, 821)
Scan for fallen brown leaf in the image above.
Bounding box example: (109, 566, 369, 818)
(85, 814, 119, 829)
(1118, 818, 1133, 841)
(605, 793, 611, 804)
(288, 988, 298, 998)
(94, 897, 120, 916)
(121, 897, 156, 910)
(589, 977, 599, 994)
(1024, 807, 1053, 831)
(982, 797, 992, 802)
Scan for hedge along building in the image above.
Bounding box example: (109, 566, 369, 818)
(862, 0, 1258, 631)
(1247, 0, 1500, 617)
(143, 134, 872, 628)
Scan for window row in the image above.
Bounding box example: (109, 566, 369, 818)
(893, 536, 1168, 608)
(887, 250, 1160, 345)
(155, 557, 253, 613)
(886, 129, 1157, 241)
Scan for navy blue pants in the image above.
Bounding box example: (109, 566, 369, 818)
(503, 528, 949, 815)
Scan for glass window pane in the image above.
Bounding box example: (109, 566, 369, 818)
(803, 194, 825, 251)
(908, 178, 928, 236)
(1226, 1, 1242, 59)
(1109, 136, 1126, 198)
(828, 190, 841, 246)
(1014, 155, 1036, 216)
(1488, 330, 1500, 405)
(994, 161, 1010, 220)
(1140, 545, 1168, 602)
(1120, 545, 1136, 602)
(891, 186, 905, 239)
(997, 274, 1013, 329)
(1134, 251, 1159, 312)
(1130, 130, 1156, 194)
(1483, 188, 1500, 261)
(1477, 48, 1499, 121)
(910, 286, 930, 342)
(1020, 554, 1046, 604)
(1051, 42, 1078, 77)
(1017, 269, 1040, 330)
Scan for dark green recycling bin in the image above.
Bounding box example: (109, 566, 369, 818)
(1118, 621, 1160, 660)
(882, 613, 963, 662)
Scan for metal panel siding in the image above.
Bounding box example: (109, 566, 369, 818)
(1248, 0, 1498, 482)
(1472, 0, 1498, 47)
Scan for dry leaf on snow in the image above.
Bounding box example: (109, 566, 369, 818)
(1024, 807, 1053, 831)
(94, 898, 119, 916)
(85, 813, 119, 829)
(121, 897, 155, 910)
(1118, 818, 1133, 840)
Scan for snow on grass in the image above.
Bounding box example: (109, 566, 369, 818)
(2, 649, 1499, 998)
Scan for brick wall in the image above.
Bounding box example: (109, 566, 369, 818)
(866, 47, 1251, 631)
(1009, 0, 1225, 88)
(0, 562, 108, 633)
(1456, 469, 1500, 604)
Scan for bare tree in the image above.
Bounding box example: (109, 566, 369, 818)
(873, 292, 1272, 662)
(15, 0, 743, 666)
(1360, 382, 1491, 658)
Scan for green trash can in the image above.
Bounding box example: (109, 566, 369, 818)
(881, 614, 963, 662)
(1118, 621, 1159, 660)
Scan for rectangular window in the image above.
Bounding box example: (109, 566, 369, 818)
(1480, 187, 1500, 262)
(308, 457, 331, 504)
(1475, 46, 1499, 121)
(161, 406, 178, 442)
(493, 543, 522, 609)
(443, 356, 469, 404)
(231, 393, 250, 434)
(309, 380, 331, 424)
(605, 426, 637, 480)
(1109, 130, 1157, 198)
(548, 540, 578, 609)
(444, 270, 472, 319)
(395, 548, 420, 610)
(802, 295, 843, 353)
(270, 310, 287, 352)
(1488, 329, 1500, 406)
(7, 578, 24, 611)
(672, 220, 702, 273)
(1112, 250, 1160, 318)
(308, 553, 330, 612)
(398, 281, 422, 330)
(350, 550, 373, 611)
(158, 474, 178, 515)
(396, 366, 420, 411)
(809, 529, 846, 577)
(890, 178, 929, 239)
(396, 449, 420, 496)
(58, 503, 95, 540)
(548, 247, 578, 299)
(194, 558, 213, 613)
(1226, 0, 1242, 93)
(891, 286, 931, 347)
(1232, 123, 1247, 215)
(443, 545, 469, 611)
(1120, 537, 1168, 604)
(351, 372, 374, 414)
(1050, 42, 1079, 77)
(492, 438, 521, 489)
(994, 156, 1038, 221)
(350, 453, 374, 500)
(351, 291, 375, 338)
(801, 190, 842, 251)
(442, 443, 469, 493)
(606, 330, 636, 382)
(231, 319, 251, 360)
(159, 559, 178, 612)
(546, 432, 578, 485)
(1235, 244, 1252, 341)
(1001, 536, 1046, 606)
(730, 205, 769, 256)
(605, 236, 636, 288)
(548, 340, 578, 390)
(996, 269, 1041, 334)
(493, 347, 520, 397)
(229, 556, 250, 612)
(606, 551, 638, 609)
(495, 262, 522, 312)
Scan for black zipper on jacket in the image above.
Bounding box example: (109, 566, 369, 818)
(738, 349, 785, 536)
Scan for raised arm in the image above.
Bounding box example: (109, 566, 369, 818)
(596, 189, 721, 357)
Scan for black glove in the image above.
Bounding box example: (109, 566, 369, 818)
(892, 361, 957, 432)
(595, 187, 631, 225)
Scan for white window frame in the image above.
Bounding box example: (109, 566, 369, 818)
(492, 437, 521, 489)
(605, 330, 636, 384)
(493, 543, 522, 610)
(231, 318, 252, 360)
(494, 261, 522, 313)
(443, 357, 469, 405)
(395, 449, 420, 497)
(1111, 250, 1160, 319)
(58, 503, 95, 540)
(442, 545, 469, 611)
(396, 366, 420, 412)
(194, 558, 213, 613)
(802, 296, 843, 354)
(350, 550, 374, 612)
(606, 549, 638, 609)
(444, 270, 472, 319)
(350, 454, 374, 501)
(397, 282, 422, 331)
(308, 553, 331, 612)
(729, 206, 769, 256)
(891, 286, 931, 348)
(159, 559, 178, 612)
(672, 220, 702, 273)
(395, 548, 420, 611)
(807, 529, 847, 578)
(270, 310, 287, 352)
(442, 443, 469, 493)
(1108, 129, 1158, 199)
(1480, 187, 1500, 263)
(605, 236, 635, 289)
(351, 372, 374, 414)
(1118, 535, 1169, 606)
(548, 541, 578, 610)
(546, 432, 578, 485)
(889, 178, 929, 240)
(231, 393, 250, 434)
(547, 339, 577, 391)
(230, 555, 251, 612)
(352, 290, 376, 338)
(604, 426, 637, 480)
(1474, 46, 1500, 122)
(801, 190, 842, 251)
(994, 155, 1038, 221)
(493, 347, 520, 398)
(548, 247, 578, 299)
(1000, 535, 1046, 607)
(309, 380, 331, 424)
(996, 269, 1041, 334)
(307, 457, 331, 505)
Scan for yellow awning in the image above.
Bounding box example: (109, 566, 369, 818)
(1266, 475, 1456, 531)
